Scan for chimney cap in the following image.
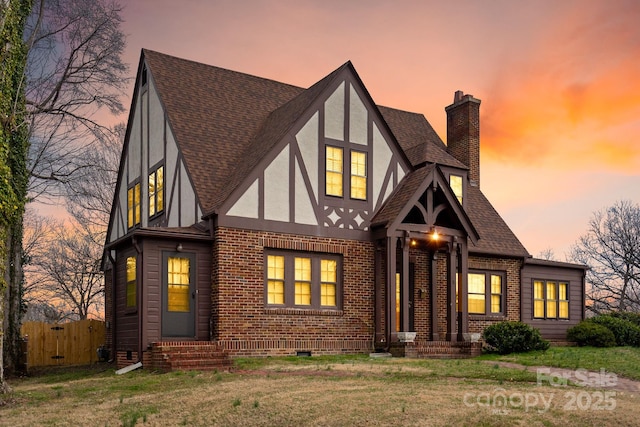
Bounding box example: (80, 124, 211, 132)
(446, 91, 481, 111)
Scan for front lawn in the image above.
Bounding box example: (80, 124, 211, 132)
(0, 347, 638, 426)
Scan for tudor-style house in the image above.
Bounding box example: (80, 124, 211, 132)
(103, 49, 587, 369)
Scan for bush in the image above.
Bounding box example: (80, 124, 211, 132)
(567, 321, 616, 347)
(589, 315, 640, 346)
(482, 321, 550, 355)
(609, 311, 640, 327)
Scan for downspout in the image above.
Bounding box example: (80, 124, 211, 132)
(132, 237, 143, 364)
(108, 251, 117, 363)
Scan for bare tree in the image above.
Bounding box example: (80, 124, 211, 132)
(0, 0, 127, 375)
(26, 216, 104, 320)
(22, 121, 121, 320)
(570, 200, 640, 314)
(65, 122, 124, 237)
(537, 248, 557, 261)
(24, 0, 129, 202)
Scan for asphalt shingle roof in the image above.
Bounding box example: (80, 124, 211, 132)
(142, 49, 529, 258)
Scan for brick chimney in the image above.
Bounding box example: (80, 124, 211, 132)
(445, 90, 481, 187)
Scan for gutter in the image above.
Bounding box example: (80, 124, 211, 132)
(133, 237, 144, 365)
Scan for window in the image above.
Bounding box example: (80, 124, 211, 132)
(325, 146, 343, 197)
(350, 150, 367, 200)
(265, 251, 341, 310)
(167, 256, 190, 312)
(127, 182, 141, 228)
(267, 255, 285, 304)
(534, 280, 569, 319)
(321, 259, 337, 307)
(449, 174, 463, 204)
(467, 271, 504, 315)
(294, 257, 311, 305)
(149, 165, 164, 217)
(126, 256, 136, 308)
(325, 146, 368, 200)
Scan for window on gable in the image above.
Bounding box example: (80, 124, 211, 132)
(467, 271, 505, 315)
(325, 145, 368, 201)
(126, 256, 137, 308)
(534, 280, 569, 319)
(265, 251, 341, 310)
(326, 146, 343, 197)
(127, 182, 141, 229)
(149, 165, 164, 217)
(350, 150, 367, 200)
(449, 174, 463, 204)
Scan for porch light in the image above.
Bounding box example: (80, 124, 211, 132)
(410, 239, 417, 247)
(431, 229, 439, 241)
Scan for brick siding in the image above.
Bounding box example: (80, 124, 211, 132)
(213, 227, 375, 356)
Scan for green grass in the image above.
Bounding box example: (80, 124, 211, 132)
(478, 345, 640, 380)
(3, 348, 640, 426)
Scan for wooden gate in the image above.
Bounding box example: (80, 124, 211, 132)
(21, 319, 106, 368)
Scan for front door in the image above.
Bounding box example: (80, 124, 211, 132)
(162, 252, 195, 337)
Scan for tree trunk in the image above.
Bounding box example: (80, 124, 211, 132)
(1, 227, 9, 394)
(3, 224, 24, 375)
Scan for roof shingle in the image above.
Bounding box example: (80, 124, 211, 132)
(142, 49, 529, 258)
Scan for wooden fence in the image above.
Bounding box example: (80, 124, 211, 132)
(21, 319, 106, 368)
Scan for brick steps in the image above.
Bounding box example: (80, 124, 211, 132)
(151, 341, 232, 372)
(389, 340, 482, 358)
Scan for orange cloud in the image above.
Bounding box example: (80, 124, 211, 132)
(480, 2, 640, 173)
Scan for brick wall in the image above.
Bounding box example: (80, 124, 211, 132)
(213, 227, 375, 356)
(446, 93, 481, 187)
(467, 255, 522, 333)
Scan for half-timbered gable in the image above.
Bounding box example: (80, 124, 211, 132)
(221, 64, 411, 239)
(103, 50, 587, 370)
(107, 57, 202, 247)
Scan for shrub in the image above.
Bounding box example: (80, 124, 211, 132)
(482, 321, 550, 355)
(609, 311, 640, 327)
(567, 321, 616, 347)
(589, 315, 640, 346)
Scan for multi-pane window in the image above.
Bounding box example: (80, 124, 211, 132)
(265, 251, 341, 309)
(491, 274, 502, 313)
(467, 271, 504, 315)
(326, 146, 343, 197)
(325, 146, 368, 200)
(449, 174, 463, 204)
(167, 257, 190, 312)
(127, 182, 141, 228)
(350, 150, 367, 200)
(267, 255, 285, 304)
(468, 273, 486, 314)
(149, 165, 164, 217)
(534, 280, 569, 319)
(126, 256, 136, 308)
(321, 259, 337, 307)
(294, 257, 311, 305)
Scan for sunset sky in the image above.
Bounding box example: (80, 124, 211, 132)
(115, 0, 640, 259)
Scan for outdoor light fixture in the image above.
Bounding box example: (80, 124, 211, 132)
(176, 243, 183, 252)
(430, 228, 439, 242)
